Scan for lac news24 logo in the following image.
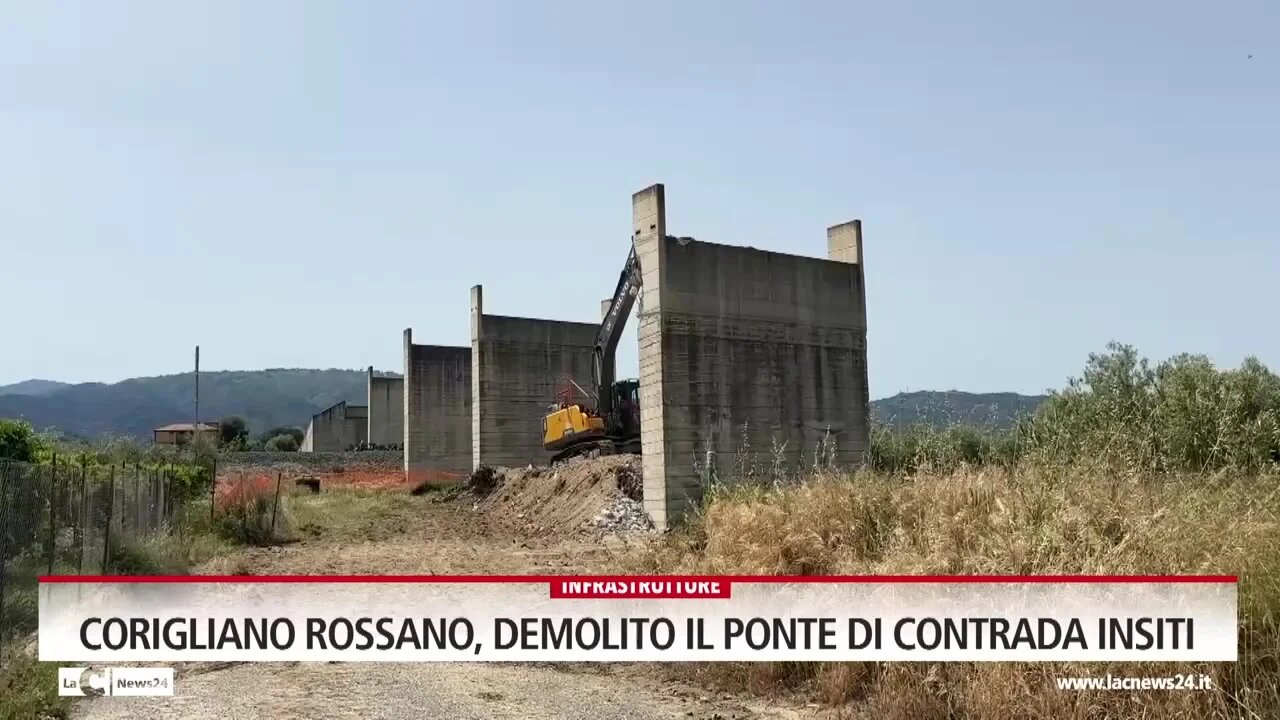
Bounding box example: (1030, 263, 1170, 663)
(58, 667, 174, 697)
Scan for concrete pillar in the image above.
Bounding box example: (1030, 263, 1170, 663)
(367, 365, 375, 444)
(402, 329, 413, 476)
(634, 183, 687, 531)
(827, 220, 871, 437)
(827, 219, 862, 265)
(470, 285, 483, 470)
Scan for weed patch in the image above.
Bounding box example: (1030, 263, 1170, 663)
(0, 651, 69, 720)
(213, 474, 291, 546)
(638, 468, 1280, 719)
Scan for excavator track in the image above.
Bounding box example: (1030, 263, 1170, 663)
(549, 437, 639, 466)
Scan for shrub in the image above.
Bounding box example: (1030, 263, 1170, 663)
(219, 416, 249, 446)
(213, 474, 290, 546)
(0, 419, 47, 462)
(104, 535, 189, 576)
(868, 344, 1280, 477)
(868, 423, 1014, 476)
(168, 462, 213, 501)
(1026, 344, 1280, 475)
(265, 433, 299, 452)
(0, 653, 68, 720)
(260, 426, 305, 447)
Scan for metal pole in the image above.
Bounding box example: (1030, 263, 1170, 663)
(270, 472, 283, 536)
(76, 461, 86, 575)
(102, 465, 115, 574)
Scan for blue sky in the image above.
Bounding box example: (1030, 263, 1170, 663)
(1, 1, 1275, 396)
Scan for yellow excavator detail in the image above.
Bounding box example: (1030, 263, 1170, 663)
(542, 404, 606, 452)
(541, 241, 644, 464)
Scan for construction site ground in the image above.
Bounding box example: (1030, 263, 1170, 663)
(71, 457, 815, 720)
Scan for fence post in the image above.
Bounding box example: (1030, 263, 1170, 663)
(134, 464, 141, 531)
(47, 454, 59, 576)
(163, 465, 170, 526)
(270, 472, 283, 536)
(0, 461, 11, 646)
(153, 467, 160, 529)
(102, 465, 116, 574)
(209, 462, 218, 523)
(76, 460, 86, 575)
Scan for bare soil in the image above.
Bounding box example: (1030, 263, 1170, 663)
(72, 459, 814, 720)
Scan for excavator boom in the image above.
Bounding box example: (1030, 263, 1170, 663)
(593, 244, 642, 415)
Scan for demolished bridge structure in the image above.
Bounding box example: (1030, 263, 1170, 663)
(632, 185, 870, 529)
(402, 183, 869, 529)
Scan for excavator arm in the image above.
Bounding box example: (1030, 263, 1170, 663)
(592, 243, 642, 416)
(543, 239, 661, 463)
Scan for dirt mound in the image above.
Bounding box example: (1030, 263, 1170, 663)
(476, 455, 653, 537)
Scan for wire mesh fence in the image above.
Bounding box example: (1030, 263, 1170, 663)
(0, 457, 197, 649)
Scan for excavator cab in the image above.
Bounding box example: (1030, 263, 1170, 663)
(608, 379, 641, 440)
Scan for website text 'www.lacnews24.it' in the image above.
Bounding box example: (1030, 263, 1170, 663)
(1056, 673, 1214, 691)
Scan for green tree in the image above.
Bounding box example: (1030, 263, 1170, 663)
(0, 418, 47, 461)
(1026, 343, 1280, 474)
(265, 433, 299, 452)
(219, 416, 249, 446)
(259, 426, 304, 447)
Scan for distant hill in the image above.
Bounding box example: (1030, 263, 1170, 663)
(0, 370, 1044, 440)
(0, 379, 70, 396)
(0, 369, 388, 440)
(871, 391, 1047, 429)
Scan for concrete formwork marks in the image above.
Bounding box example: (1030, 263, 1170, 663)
(367, 368, 404, 446)
(301, 401, 368, 452)
(635, 183, 870, 530)
(403, 328, 472, 480)
(471, 285, 598, 470)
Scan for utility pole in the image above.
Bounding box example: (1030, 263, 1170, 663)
(194, 345, 200, 432)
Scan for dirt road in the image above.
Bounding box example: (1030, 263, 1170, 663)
(72, 484, 813, 720)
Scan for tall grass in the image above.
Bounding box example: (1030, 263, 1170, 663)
(637, 468, 1280, 719)
(213, 474, 292, 546)
(638, 344, 1280, 718)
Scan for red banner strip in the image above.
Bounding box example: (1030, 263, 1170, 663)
(549, 579, 731, 599)
(38, 574, 1238, 584)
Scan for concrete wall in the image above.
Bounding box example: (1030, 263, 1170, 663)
(635, 184, 870, 530)
(403, 329, 472, 482)
(366, 367, 404, 446)
(301, 401, 368, 452)
(471, 285, 598, 469)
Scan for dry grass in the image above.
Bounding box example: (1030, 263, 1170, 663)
(633, 467, 1280, 719)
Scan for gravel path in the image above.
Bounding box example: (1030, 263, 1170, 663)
(69, 485, 813, 720)
(72, 661, 799, 719)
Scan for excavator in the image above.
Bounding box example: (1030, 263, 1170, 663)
(541, 243, 643, 464)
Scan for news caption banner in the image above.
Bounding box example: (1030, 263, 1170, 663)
(39, 575, 1237, 663)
